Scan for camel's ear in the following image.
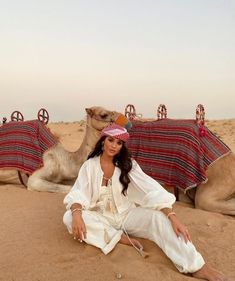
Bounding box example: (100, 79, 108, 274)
(85, 108, 93, 117)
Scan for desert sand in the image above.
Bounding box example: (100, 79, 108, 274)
(0, 119, 235, 281)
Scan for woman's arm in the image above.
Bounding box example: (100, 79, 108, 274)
(128, 160, 176, 210)
(63, 161, 91, 210)
(70, 203, 87, 241)
(128, 161, 191, 242)
(63, 161, 92, 241)
(160, 207, 176, 218)
(161, 207, 191, 243)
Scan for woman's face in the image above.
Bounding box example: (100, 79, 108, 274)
(103, 136, 123, 157)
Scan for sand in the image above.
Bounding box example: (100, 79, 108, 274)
(0, 119, 235, 281)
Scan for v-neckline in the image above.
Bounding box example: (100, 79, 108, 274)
(99, 156, 115, 186)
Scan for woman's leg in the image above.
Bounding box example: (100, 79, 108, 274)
(123, 207, 204, 273)
(63, 210, 122, 255)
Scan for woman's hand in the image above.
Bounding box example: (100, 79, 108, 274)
(72, 212, 87, 242)
(169, 215, 191, 243)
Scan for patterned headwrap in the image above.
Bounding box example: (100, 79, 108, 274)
(114, 114, 132, 131)
(101, 123, 130, 142)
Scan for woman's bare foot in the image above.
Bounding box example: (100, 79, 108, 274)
(192, 263, 232, 281)
(119, 234, 143, 250)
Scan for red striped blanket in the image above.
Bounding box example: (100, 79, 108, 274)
(0, 120, 58, 174)
(127, 119, 231, 191)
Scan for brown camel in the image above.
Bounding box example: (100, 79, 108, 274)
(26, 106, 124, 193)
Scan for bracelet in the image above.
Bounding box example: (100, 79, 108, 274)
(71, 208, 83, 215)
(167, 212, 176, 219)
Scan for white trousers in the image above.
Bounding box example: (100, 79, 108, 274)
(63, 207, 205, 273)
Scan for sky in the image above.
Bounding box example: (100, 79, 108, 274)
(1, 0, 235, 122)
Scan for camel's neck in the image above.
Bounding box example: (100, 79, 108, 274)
(73, 124, 101, 162)
(83, 124, 101, 147)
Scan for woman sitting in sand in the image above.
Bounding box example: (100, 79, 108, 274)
(63, 123, 230, 281)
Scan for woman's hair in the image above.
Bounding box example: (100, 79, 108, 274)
(87, 135, 132, 195)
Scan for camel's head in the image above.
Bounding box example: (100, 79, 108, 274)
(85, 106, 130, 132)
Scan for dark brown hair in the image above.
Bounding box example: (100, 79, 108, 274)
(87, 136, 132, 195)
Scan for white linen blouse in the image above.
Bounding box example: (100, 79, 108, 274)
(63, 156, 176, 214)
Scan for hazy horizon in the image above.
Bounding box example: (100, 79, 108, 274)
(1, 0, 235, 122)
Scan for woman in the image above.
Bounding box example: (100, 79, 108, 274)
(63, 123, 230, 281)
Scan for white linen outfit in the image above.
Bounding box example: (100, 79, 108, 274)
(63, 156, 205, 273)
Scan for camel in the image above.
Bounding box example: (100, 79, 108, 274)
(0, 106, 125, 192)
(127, 119, 235, 216)
(171, 152, 235, 216)
(194, 152, 235, 215)
(25, 106, 125, 193)
(0, 106, 124, 192)
(27, 121, 235, 215)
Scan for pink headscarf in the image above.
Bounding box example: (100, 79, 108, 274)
(101, 123, 129, 142)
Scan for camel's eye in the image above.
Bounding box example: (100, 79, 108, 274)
(100, 114, 108, 119)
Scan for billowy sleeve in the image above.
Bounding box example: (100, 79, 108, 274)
(127, 160, 176, 210)
(63, 161, 92, 210)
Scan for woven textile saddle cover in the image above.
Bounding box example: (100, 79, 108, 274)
(127, 119, 231, 191)
(0, 120, 58, 174)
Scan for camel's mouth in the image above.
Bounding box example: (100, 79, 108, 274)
(87, 112, 131, 132)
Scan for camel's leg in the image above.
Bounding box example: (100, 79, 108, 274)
(27, 169, 71, 193)
(196, 184, 235, 215)
(0, 170, 21, 185)
(27, 156, 72, 193)
(18, 171, 29, 186)
(195, 153, 235, 215)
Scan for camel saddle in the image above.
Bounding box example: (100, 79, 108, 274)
(0, 120, 58, 174)
(127, 119, 231, 191)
